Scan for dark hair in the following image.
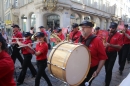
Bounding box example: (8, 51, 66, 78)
(31, 27, 34, 30)
(124, 24, 128, 28)
(0, 34, 8, 51)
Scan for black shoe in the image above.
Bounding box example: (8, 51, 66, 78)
(19, 67, 22, 69)
(120, 71, 123, 76)
(17, 82, 23, 85)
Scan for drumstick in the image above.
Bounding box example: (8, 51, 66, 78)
(85, 76, 94, 86)
(88, 76, 94, 83)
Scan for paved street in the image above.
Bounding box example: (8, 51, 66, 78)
(14, 50, 130, 86)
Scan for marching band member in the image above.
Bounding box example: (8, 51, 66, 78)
(0, 35, 16, 86)
(56, 29, 65, 41)
(79, 20, 107, 86)
(104, 22, 123, 86)
(69, 23, 81, 43)
(39, 26, 47, 36)
(94, 27, 100, 35)
(11, 25, 23, 66)
(17, 32, 37, 85)
(34, 32, 52, 86)
(119, 24, 130, 75)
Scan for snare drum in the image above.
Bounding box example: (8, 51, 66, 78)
(48, 42, 91, 86)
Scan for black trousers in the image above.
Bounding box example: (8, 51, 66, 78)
(11, 45, 23, 66)
(105, 51, 117, 86)
(119, 44, 130, 71)
(17, 54, 37, 83)
(79, 65, 98, 86)
(118, 48, 123, 68)
(35, 60, 52, 86)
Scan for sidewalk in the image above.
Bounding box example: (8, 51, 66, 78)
(15, 50, 130, 86)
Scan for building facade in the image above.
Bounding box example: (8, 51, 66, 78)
(0, 0, 5, 29)
(120, 0, 130, 24)
(10, 0, 118, 32)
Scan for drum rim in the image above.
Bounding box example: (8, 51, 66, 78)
(61, 43, 91, 86)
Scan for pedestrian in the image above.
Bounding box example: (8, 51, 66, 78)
(30, 27, 35, 35)
(34, 32, 52, 86)
(119, 24, 130, 75)
(11, 25, 23, 67)
(79, 20, 107, 86)
(17, 32, 37, 85)
(104, 22, 123, 86)
(56, 29, 65, 41)
(1, 29, 9, 43)
(0, 35, 16, 86)
(69, 23, 81, 43)
(46, 28, 51, 49)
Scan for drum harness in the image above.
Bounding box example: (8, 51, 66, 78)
(79, 35, 97, 47)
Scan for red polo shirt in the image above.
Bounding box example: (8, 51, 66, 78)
(107, 32, 123, 52)
(41, 30, 47, 36)
(69, 30, 81, 43)
(123, 30, 130, 44)
(35, 42, 48, 60)
(57, 33, 65, 40)
(22, 39, 32, 54)
(12, 31, 23, 42)
(0, 51, 16, 86)
(81, 34, 107, 67)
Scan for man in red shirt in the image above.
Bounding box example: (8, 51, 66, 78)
(39, 26, 47, 36)
(11, 25, 23, 67)
(56, 29, 65, 41)
(119, 24, 130, 75)
(0, 36, 16, 86)
(104, 22, 122, 86)
(79, 20, 107, 86)
(39, 26, 48, 43)
(94, 27, 100, 35)
(69, 23, 81, 43)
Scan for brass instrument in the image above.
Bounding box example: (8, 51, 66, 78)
(18, 42, 39, 48)
(50, 32, 62, 44)
(66, 34, 70, 41)
(31, 32, 37, 41)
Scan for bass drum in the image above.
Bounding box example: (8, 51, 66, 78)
(48, 42, 91, 86)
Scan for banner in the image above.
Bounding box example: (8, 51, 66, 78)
(62, 28, 68, 34)
(118, 21, 124, 30)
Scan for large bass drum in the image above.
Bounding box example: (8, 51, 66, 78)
(48, 42, 91, 86)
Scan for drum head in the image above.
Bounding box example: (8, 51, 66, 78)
(65, 45, 90, 85)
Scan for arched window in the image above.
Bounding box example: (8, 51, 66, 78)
(95, 17, 100, 27)
(47, 14, 60, 29)
(31, 14, 36, 28)
(70, 13, 80, 25)
(21, 15, 27, 31)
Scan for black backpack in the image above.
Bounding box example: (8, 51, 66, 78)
(79, 35, 97, 47)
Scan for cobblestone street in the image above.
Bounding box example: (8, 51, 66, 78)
(14, 50, 130, 86)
